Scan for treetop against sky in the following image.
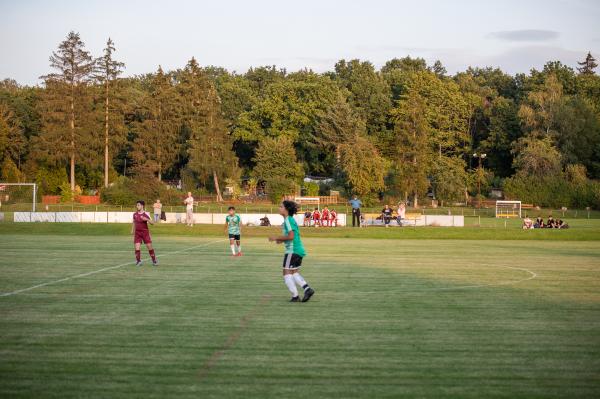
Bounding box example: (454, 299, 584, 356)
(1, 0, 599, 85)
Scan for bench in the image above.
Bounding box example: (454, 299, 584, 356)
(362, 212, 421, 226)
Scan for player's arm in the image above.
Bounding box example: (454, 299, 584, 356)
(131, 221, 135, 234)
(142, 213, 154, 225)
(269, 230, 293, 244)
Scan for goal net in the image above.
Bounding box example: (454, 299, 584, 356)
(0, 183, 37, 212)
(294, 196, 320, 211)
(495, 200, 521, 218)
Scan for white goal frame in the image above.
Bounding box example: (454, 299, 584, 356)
(0, 183, 37, 212)
(495, 200, 521, 218)
(294, 196, 320, 210)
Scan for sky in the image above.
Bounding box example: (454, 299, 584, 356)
(1, 0, 599, 85)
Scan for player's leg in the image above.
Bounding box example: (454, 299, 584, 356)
(145, 240, 158, 265)
(229, 235, 237, 256)
(282, 255, 299, 301)
(134, 241, 142, 266)
(235, 237, 242, 256)
(290, 255, 314, 302)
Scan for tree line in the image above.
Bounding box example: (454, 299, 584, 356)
(1, 31, 600, 208)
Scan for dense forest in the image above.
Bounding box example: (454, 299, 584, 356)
(1, 31, 600, 208)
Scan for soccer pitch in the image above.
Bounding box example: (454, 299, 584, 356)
(1, 231, 599, 398)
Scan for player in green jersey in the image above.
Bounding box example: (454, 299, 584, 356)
(225, 206, 242, 257)
(269, 200, 315, 302)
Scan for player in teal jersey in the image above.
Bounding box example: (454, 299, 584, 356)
(225, 206, 242, 257)
(269, 200, 315, 302)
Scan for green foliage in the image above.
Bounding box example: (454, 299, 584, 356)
(339, 135, 386, 198)
(253, 136, 304, 182)
(100, 176, 137, 205)
(264, 176, 297, 203)
(59, 182, 75, 203)
(35, 167, 68, 195)
(431, 157, 468, 203)
(252, 136, 303, 202)
(333, 59, 391, 135)
(224, 177, 242, 199)
(1, 158, 24, 182)
(512, 136, 562, 177)
(503, 171, 598, 209)
(302, 182, 320, 196)
(100, 175, 184, 206)
(2, 42, 600, 206)
(390, 90, 431, 205)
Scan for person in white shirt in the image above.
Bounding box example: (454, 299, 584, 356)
(153, 199, 162, 223)
(184, 192, 194, 226)
(397, 202, 406, 225)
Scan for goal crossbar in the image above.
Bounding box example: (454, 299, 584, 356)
(294, 196, 320, 209)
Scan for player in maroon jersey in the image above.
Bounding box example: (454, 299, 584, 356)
(132, 200, 158, 266)
(312, 207, 321, 227)
(321, 207, 330, 227)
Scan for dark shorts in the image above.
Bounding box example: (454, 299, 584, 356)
(134, 230, 152, 244)
(228, 234, 241, 240)
(282, 253, 303, 269)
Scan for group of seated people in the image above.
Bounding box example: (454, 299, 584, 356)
(523, 216, 569, 229)
(375, 204, 407, 227)
(303, 207, 338, 227)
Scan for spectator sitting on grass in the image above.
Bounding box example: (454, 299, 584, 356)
(260, 215, 271, 226)
(557, 219, 569, 229)
(546, 216, 555, 228)
(535, 216, 544, 228)
(522, 217, 533, 229)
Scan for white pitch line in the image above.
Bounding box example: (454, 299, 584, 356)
(0, 239, 227, 298)
(326, 264, 538, 295)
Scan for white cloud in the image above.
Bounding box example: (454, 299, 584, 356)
(487, 30, 560, 42)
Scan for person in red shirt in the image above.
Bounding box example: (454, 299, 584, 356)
(321, 207, 330, 227)
(131, 200, 158, 266)
(330, 209, 338, 227)
(312, 207, 321, 227)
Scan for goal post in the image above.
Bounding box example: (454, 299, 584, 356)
(0, 183, 37, 212)
(495, 200, 521, 218)
(294, 196, 320, 210)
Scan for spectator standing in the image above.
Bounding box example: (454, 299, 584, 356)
(184, 192, 194, 226)
(349, 196, 362, 227)
(397, 202, 406, 225)
(153, 199, 162, 223)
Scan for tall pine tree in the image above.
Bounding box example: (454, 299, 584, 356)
(577, 52, 598, 75)
(94, 38, 125, 187)
(38, 31, 94, 191)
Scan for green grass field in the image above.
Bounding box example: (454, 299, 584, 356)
(1, 225, 599, 398)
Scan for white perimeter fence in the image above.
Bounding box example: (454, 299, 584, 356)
(13, 212, 348, 227)
(10, 212, 464, 227)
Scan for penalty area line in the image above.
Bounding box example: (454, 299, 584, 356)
(0, 238, 228, 298)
